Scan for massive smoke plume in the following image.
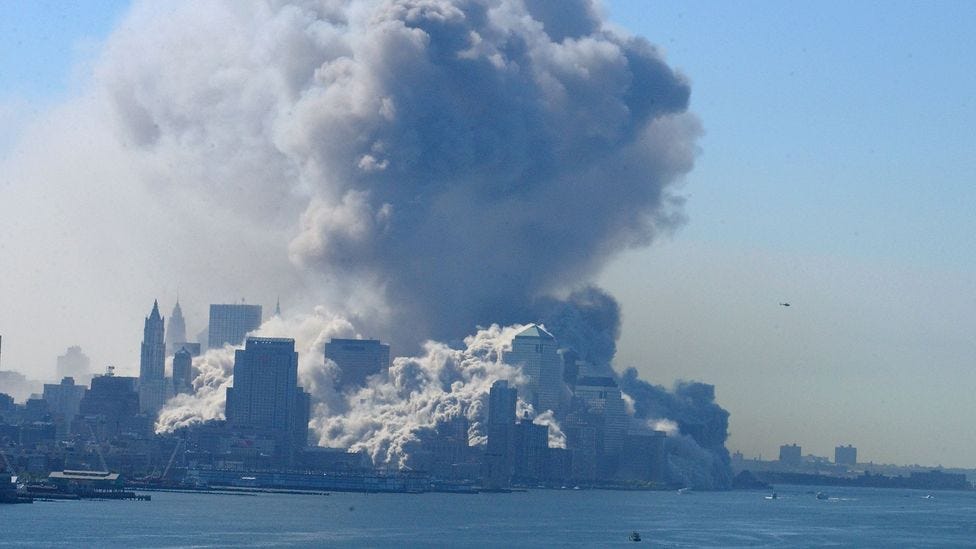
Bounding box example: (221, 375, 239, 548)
(100, 0, 700, 353)
(4, 0, 731, 487)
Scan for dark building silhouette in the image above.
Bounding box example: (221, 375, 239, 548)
(139, 300, 169, 415)
(574, 376, 628, 460)
(835, 444, 857, 466)
(485, 379, 517, 488)
(325, 338, 390, 388)
(619, 431, 667, 482)
(561, 349, 580, 389)
(779, 443, 802, 466)
(513, 413, 549, 482)
(172, 347, 194, 395)
(77, 371, 142, 440)
(225, 337, 310, 462)
(42, 377, 86, 439)
(207, 304, 262, 349)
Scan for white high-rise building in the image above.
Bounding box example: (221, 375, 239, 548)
(502, 324, 563, 414)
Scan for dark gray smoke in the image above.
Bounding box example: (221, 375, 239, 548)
(618, 369, 732, 489)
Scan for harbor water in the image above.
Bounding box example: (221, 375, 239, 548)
(3, 485, 976, 547)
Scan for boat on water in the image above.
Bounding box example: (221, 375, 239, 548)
(764, 492, 778, 500)
(629, 531, 642, 542)
(677, 487, 692, 495)
(816, 492, 829, 500)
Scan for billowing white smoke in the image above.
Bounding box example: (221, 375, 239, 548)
(155, 307, 357, 431)
(157, 313, 546, 469)
(311, 323, 529, 467)
(98, 0, 700, 354)
(5, 0, 729, 486)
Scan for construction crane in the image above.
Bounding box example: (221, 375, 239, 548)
(160, 439, 183, 481)
(87, 423, 109, 472)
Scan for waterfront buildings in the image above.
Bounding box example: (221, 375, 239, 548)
(485, 379, 517, 488)
(325, 338, 390, 388)
(207, 304, 262, 349)
(77, 370, 144, 439)
(42, 377, 86, 438)
(835, 444, 857, 466)
(779, 443, 802, 466)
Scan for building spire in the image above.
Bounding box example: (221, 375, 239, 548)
(274, 297, 282, 317)
(149, 299, 161, 320)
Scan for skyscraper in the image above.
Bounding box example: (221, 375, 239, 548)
(485, 379, 517, 488)
(207, 304, 262, 349)
(502, 325, 563, 414)
(172, 346, 193, 395)
(42, 377, 86, 439)
(56, 346, 90, 381)
(166, 300, 188, 355)
(139, 300, 170, 415)
(325, 338, 390, 388)
(574, 376, 629, 457)
(225, 337, 310, 459)
(78, 371, 142, 439)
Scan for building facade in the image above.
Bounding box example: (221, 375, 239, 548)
(485, 379, 517, 488)
(324, 338, 390, 388)
(502, 325, 562, 414)
(172, 347, 194, 395)
(225, 337, 310, 461)
(207, 304, 262, 349)
(139, 300, 170, 415)
(835, 444, 857, 466)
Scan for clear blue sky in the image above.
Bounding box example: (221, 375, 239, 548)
(2, 0, 975, 466)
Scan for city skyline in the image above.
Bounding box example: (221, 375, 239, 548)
(1, 1, 975, 469)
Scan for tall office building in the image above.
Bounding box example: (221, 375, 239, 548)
(172, 347, 194, 395)
(207, 304, 262, 349)
(42, 377, 87, 438)
(485, 379, 517, 488)
(835, 444, 857, 466)
(574, 376, 629, 456)
(78, 371, 141, 438)
(225, 337, 310, 458)
(166, 300, 188, 355)
(513, 414, 549, 481)
(56, 346, 90, 381)
(502, 325, 563, 414)
(139, 300, 170, 415)
(325, 338, 390, 388)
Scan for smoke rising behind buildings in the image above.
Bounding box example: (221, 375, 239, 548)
(1, 0, 731, 486)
